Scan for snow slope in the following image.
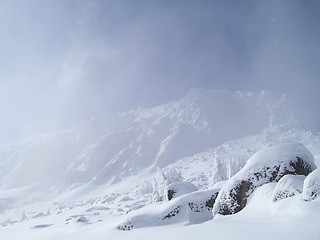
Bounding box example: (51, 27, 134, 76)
(0, 89, 319, 239)
(0, 89, 316, 192)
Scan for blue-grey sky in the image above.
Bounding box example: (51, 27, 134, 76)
(0, 0, 320, 143)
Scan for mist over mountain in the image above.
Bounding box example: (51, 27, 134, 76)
(0, 89, 317, 192)
(1, 0, 320, 145)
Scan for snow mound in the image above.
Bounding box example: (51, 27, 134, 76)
(272, 175, 305, 202)
(117, 187, 220, 230)
(303, 168, 320, 201)
(164, 181, 198, 201)
(213, 143, 316, 215)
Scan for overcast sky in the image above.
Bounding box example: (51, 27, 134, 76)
(0, 0, 320, 143)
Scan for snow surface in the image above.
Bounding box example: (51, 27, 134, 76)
(0, 89, 320, 239)
(0, 183, 320, 240)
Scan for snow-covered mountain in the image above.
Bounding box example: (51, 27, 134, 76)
(0, 89, 317, 192)
(1, 89, 320, 240)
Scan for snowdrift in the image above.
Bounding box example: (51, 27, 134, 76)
(117, 187, 220, 230)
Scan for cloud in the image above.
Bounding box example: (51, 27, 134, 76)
(0, 0, 319, 143)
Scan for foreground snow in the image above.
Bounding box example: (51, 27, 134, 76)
(0, 183, 319, 240)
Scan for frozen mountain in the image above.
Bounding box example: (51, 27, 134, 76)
(0, 89, 320, 240)
(0, 89, 317, 193)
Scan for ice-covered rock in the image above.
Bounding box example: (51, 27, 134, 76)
(272, 175, 305, 202)
(117, 187, 220, 230)
(303, 168, 320, 201)
(164, 181, 198, 201)
(213, 143, 316, 215)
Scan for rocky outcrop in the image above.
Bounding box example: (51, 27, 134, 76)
(213, 143, 316, 215)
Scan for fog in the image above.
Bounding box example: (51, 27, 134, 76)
(0, 0, 319, 143)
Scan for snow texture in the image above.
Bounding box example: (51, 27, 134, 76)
(272, 174, 305, 202)
(213, 143, 316, 215)
(303, 168, 320, 201)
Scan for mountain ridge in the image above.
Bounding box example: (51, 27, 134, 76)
(0, 89, 317, 193)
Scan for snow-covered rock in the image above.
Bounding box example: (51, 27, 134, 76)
(164, 181, 198, 201)
(117, 187, 221, 230)
(272, 175, 305, 202)
(213, 143, 316, 215)
(303, 168, 320, 201)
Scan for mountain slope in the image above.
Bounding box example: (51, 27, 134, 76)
(0, 89, 316, 191)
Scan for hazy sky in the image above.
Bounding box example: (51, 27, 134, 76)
(0, 0, 320, 143)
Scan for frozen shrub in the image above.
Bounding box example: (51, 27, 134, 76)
(137, 167, 183, 202)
